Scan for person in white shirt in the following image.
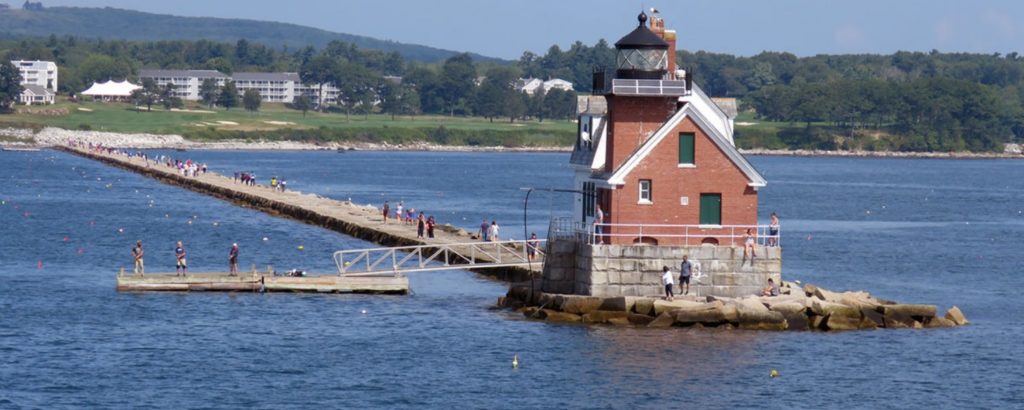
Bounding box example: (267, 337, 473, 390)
(661, 266, 674, 301)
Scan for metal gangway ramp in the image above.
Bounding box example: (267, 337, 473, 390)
(333, 240, 546, 276)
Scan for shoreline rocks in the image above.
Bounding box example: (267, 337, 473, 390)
(500, 282, 968, 332)
(3, 126, 1023, 157)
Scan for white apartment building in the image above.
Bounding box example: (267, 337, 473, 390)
(139, 69, 229, 101)
(139, 69, 339, 105)
(12, 60, 58, 92)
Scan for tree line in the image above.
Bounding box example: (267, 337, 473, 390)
(0, 35, 577, 121)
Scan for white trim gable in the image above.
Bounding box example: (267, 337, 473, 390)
(607, 103, 767, 187)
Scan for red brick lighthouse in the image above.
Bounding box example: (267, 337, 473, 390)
(571, 11, 767, 246)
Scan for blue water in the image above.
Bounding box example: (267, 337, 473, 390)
(1, 150, 1021, 409)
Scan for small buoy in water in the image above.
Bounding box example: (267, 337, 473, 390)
(213, 222, 219, 226)
(297, 245, 305, 251)
(262, 237, 269, 241)
(806, 235, 812, 240)
(77, 248, 84, 255)
(192, 215, 197, 219)
(360, 309, 367, 314)
(37, 260, 43, 269)
(118, 228, 124, 233)
(770, 369, 779, 378)
(512, 354, 519, 369)
(187, 220, 192, 225)
(165, 214, 169, 218)
(63, 236, 69, 241)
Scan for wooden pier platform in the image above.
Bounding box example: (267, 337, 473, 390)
(117, 272, 409, 294)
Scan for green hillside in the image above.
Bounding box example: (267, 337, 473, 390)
(0, 6, 503, 63)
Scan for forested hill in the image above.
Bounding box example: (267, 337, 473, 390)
(0, 6, 502, 63)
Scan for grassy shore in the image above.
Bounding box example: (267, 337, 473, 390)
(0, 98, 577, 147)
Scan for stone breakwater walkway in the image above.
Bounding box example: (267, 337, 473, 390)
(55, 146, 538, 281)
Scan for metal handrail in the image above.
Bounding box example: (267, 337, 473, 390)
(332, 239, 547, 276)
(589, 223, 780, 247)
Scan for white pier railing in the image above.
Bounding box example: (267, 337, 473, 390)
(332, 240, 546, 276)
(590, 223, 780, 247)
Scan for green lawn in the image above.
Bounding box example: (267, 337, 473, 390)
(0, 98, 577, 136)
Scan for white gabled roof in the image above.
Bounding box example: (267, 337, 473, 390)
(606, 102, 767, 188)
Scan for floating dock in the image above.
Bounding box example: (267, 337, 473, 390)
(117, 272, 409, 294)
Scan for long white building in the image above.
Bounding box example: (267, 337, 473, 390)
(12, 60, 58, 92)
(139, 69, 229, 101)
(139, 69, 339, 105)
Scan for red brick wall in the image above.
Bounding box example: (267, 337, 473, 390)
(605, 115, 759, 245)
(606, 95, 678, 173)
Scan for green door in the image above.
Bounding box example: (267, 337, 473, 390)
(700, 194, 721, 225)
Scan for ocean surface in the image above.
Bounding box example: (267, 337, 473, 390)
(0, 149, 1021, 409)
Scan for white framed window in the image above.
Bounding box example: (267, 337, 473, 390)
(638, 180, 652, 204)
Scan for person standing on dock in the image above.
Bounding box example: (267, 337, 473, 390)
(679, 255, 692, 295)
(229, 243, 239, 276)
(416, 212, 426, 239)
(396, 202, 403, 224)
(768, 212, 780, 247)
(382, 201, 390, 224)
(661, 266, 675, 301)
(480, 219, 489, 241)
(175, 241, 187, 276)
(132, 240, 144, 275)
(489, 221, 500, 242)
(527, 233, 540, 261)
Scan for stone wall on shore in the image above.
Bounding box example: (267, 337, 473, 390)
(542, 238, 781, 298)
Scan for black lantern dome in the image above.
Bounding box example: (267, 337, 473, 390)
(614, 12, 669, 79)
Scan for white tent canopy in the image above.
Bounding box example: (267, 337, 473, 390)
(81, 80, 141, 97)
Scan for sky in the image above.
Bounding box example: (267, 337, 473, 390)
(34, 0, 1024, 59)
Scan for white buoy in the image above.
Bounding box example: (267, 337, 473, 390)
(360, 309, 367, 314)
(263, 237, 269, 241)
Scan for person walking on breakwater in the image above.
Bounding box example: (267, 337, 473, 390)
(175, 241, 187, 276)
(679, 255, 693, 295)
(527, 233, 540, 262)
(396, 202, 403, 224)
(480, 219, 490, 241)
(768, 212, 780, 247)
(229, 243, 239, 276)
(489, 221, 500, 242)
(427, 216, 436, 239)
(382, 201, 390, 224)
(132, 240, 144, 275)
(417, 212, 426, 239)
(661, 266, 675, 301)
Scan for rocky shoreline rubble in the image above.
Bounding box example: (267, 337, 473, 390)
(2, 127, 1021, 157)
(499, 282, 968, 331)
(0, 127, 570, 152)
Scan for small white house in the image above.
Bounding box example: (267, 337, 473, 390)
(19, 84, 55, 105)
